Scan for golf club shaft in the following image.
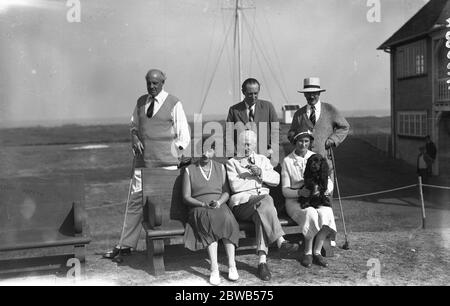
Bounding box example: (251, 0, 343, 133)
(330, 148, 348, 239)
(117, 155, 137, 250)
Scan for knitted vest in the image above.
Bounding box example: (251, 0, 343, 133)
(187, 161, 223, 203)
(296, 103, 336, 158)
(136, 93, 180, 168)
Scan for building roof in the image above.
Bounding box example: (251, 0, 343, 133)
(378, 0, 450, 50)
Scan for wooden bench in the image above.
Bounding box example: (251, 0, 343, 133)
(141, 167, 333, 276)
(0, 176, 91, 275)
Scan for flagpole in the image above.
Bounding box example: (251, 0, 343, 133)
(235, 0, 243, 101)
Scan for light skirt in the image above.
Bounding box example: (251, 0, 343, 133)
(285, 198, 337, 239)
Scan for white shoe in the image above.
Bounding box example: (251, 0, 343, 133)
(228, 266, 239, 281)
(209, 270, 220, 286)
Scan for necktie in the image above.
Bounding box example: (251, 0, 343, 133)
(146, 97, 155, 118)
(249, 107, 255, 122)
(309, 105, 316, 125)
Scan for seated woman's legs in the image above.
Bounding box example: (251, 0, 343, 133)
(303, 227, 330, 268)
(288, 206, 320, 267)
(223, 238, 239, 281)
(313, 227, 329, 255)
(207, 241, 220, 285)
(222, 239, 236, 268)
(288, 206, 319, 251)
(207, 241, 219, 271)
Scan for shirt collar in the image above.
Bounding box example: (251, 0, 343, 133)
(291, 149, 313, 161)
(307, 100, 321, 110)
(245, 101, 256, 110)
(147, 90, 168, 104)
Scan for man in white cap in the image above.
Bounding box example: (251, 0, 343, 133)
(289, 77, 349, 246)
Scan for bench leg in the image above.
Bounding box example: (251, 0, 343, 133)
(147, 237, 165, 276)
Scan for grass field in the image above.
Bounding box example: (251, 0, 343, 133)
(0, 116, 390, 146)
(0, 118, 449, 285)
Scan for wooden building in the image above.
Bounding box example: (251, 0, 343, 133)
(378, 0, 450, 177)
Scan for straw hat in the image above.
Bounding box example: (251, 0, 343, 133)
(298, 77, 326, 93)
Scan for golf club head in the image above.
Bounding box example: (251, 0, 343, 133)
(112, 256, 124, 263)
(342, 241, 350, 250)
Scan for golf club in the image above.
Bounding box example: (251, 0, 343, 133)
(330, 147, 350, 250)
(112, 154, 137, 263)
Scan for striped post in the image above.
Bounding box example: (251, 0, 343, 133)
(418, 176, 426, 229)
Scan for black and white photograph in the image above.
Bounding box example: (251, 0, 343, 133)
(0, 0, 449, 289)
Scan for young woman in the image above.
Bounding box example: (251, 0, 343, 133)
(182, 140, 240, 285)
(281, 128, 336, 268)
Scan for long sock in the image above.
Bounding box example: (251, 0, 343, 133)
(207, 242, 219, 271)
(223, 240, 236, 268)
(258, 252, 267, 264)
(314, 230, 328, 255)
(304, 238, 313, 255)
(276, 237, 286, 248)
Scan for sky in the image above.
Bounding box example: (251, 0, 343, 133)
(0, 0, 430, 126)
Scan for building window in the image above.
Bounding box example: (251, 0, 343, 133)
(397, 111, 427, 137)
(396, 40, 426, 78)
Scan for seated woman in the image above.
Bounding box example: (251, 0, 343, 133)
(281, 128, 336, 268)
(182, 139, 240, 286)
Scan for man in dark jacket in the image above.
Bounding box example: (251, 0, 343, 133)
(425, 135, 437, 176)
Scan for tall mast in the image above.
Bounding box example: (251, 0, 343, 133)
(235, 0, 243, 101)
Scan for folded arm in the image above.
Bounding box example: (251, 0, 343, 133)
(226, 160, 259, 194)
(260, 156, 280, 187)
(182, 168, 207, 208)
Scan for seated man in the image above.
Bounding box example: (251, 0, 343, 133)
(226, 130, 299, 281)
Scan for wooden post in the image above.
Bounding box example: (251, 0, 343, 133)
(147, 237, 166, 276)
(418, 176, 426, 229)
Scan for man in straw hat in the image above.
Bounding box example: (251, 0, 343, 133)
(289, 77, 349, 171)
(289, 77, 349, 246)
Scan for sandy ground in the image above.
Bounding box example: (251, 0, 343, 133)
(1, 136, 449, 286)
(2, 227, 449, 286)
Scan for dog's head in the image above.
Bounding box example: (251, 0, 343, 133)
(304, 154, 329, 191)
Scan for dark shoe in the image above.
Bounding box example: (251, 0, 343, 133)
(313, 254, 329, 267)
(279, 241, 299, 255)
(102, 247, 131, 259)
(300, 254, 313, 268)
(257, 263, 271, 281)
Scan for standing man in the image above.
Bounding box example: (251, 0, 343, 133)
(425, 135, 437, 176)
(289, 77, 349, 171)
(103, 69, 190, 259)
(289, 77, 350, 247)
(226, 78, 278, 159)
(417, 146, 430, 184)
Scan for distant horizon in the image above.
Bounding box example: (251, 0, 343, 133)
(0, 0, 427, 126)
(0, 108, 390, 128)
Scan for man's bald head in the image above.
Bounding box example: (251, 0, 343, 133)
(145, 69, 166, 82)
(145, 69, 166, 97)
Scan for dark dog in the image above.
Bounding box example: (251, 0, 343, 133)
(298, 154, 331, 209)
